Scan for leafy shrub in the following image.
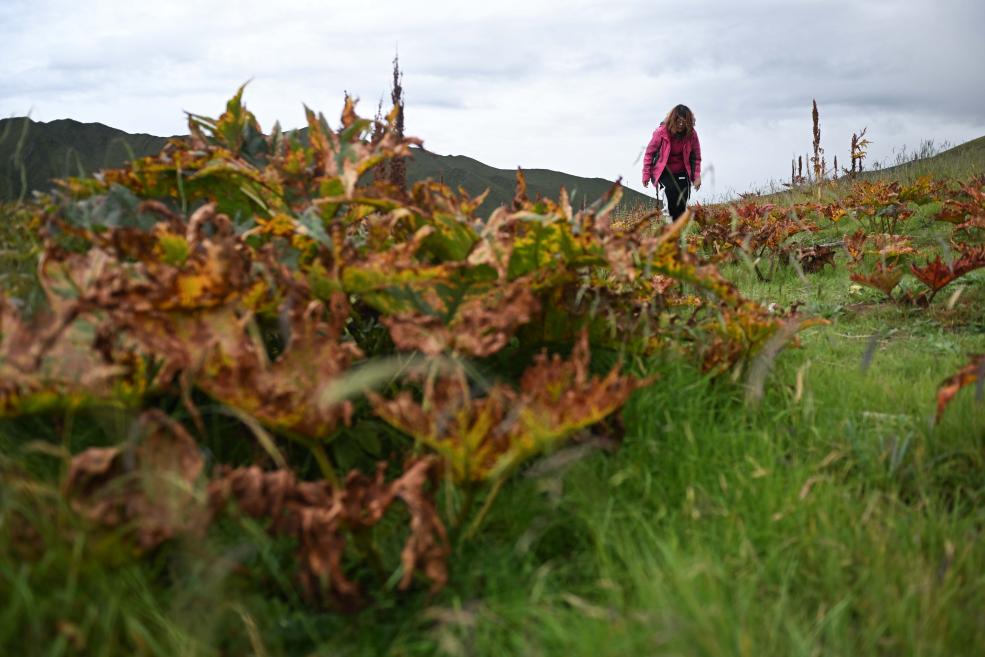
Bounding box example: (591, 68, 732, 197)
(0, 87, 806, 603)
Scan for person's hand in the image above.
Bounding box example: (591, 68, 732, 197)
(643, 180, 649, 188)
(693, 175, 702, 191)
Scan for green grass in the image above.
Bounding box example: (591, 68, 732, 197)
(0, 203, 42, 307)
(2, 144, 985, 656)
(3, 263, 983, 656)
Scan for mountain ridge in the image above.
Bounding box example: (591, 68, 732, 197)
(0, 116, 658, 214)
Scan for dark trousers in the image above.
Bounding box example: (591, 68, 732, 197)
(659, 169, 691, 219)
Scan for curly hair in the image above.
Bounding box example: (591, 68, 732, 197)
(663, 104, 695, 137)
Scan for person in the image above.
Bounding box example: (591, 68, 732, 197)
(641, 104, 702, 220)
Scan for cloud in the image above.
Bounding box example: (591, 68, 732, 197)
(1, 0, 983, 199)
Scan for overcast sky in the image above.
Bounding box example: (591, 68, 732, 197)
(3, 0, 984, 201)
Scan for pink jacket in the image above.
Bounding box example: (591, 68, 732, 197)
(642, 124, 702, 185)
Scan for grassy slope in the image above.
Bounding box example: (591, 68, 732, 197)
(1, 141, 984, 657)
(866, 135, 985, 182)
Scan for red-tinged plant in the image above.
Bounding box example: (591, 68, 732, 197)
(849, 262, 905, 297)
(6, 87, 797, 434)
(866, 233, 917, 263)
(910, 244, 985, 302)
(909, 255, 959, 299)
(690, 202, 819, 278)
(935, 180, 985, 225)
(805, 201, 847, 224)
(935, 354, 985, 423)
(795, 244, 837, 273)
(843, 229, 868, 262)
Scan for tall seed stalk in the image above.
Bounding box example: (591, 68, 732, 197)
(811, 99, 824, 199)
(389, 54, 407, 191)
(851, 132, 859, 175)
(851, 127, 870, 175)
(371, 97, 388, 183)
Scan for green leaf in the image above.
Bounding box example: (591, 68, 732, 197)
(421, 213, 479, 262)
(298, 207, 332, 248)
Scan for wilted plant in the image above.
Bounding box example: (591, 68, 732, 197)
(935, 354, 985, 423)
(909, 245, 985, 303)
(0, 86, 814, 604)
(850, 128, 870, 175)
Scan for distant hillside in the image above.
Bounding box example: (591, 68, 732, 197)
(859, 134, 985, 182)
(0, 118, 170, 201)
(745, 134, 985, 205)
(404, 147, 650, 213)
(0, 117, 657, 214)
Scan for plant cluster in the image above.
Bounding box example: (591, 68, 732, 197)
(690, 174, 985, 421)
(690, 200, 824, 278)
(0, 88, 808, 607)
(842, 178, 985, 304)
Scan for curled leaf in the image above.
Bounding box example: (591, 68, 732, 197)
(208, 456, 448, 604)
(65, 410, 205, 550)
(935, 354, 985, 423)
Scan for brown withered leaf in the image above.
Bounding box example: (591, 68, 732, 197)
(24, 200, 258, 399)
(954, 215, 985, 235)
(389, 457, 450, 592)
(843, 230, 867, 262)
(382, 279, 540, 357)
(208, 456, 448, 605)
(39, 218, 360, 437)
(196, 297, 362, 439)
(516, 331, 651, 441)
(370, 331, 650, 482)
(795, 244, 837, 273)
(42, 202, 251, 315)
(467, 206, 517, 280)
(867, 233, 916, 261)
(65, 410, 205, 550)
(207, 464, 359, 600)
(696, 304, 825, 374)
(954, 242, 985, 274)
(935, 354, 985, 423)
(0, 296, 151, 416)
(935, 182, 985, 224)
